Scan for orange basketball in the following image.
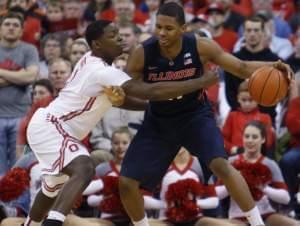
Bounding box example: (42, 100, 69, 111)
(248, 66, 289, 107)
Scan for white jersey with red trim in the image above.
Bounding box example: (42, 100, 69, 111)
(228, 155, 288, 218)
(159, 157, 216, 219)
(45, 51, 131, 140)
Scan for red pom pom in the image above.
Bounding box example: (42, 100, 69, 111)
(165, 179, 203, 223)
(0, 167, 30, 202)
(99, 176, 126, 214)
(233, 158, 272, 201)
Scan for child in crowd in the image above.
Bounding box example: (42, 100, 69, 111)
(222, 81, 274, 156)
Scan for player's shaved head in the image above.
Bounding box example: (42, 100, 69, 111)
(85, 20, 112, 48)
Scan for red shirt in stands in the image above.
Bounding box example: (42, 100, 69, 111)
(213, 29, 238, 53)
(98, 9, 148, 25)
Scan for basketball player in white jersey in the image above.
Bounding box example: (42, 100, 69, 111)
(23, 20, 220, 226)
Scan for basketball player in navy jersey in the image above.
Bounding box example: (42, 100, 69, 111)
(118, 3, 293, 226)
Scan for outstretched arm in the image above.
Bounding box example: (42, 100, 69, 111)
(197, 37, 293, 80)
(121, 45, 219, 101)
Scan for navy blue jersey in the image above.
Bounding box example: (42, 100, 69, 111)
(143, 33, 206, 117)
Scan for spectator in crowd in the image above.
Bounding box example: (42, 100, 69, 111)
(279, 74, 300, 219)
(0, 12, 39, 175)
(45, 1, 64, 23)
(234, 11, 294, 60)
(222, 81, 274, 156)
(188, 14, 212, 36)
(224, 16, 279, 124)
(0, 0, 7, 11)
(206, 2, 238, 53)
(31, 79, 54, 104)
(48, 57, 72, 96)
(143, 0, 160, 33)
(99, 0, 148, 25)
(68, 38, 90, 69)
(44, 0, 78, 37)
(214, 0, 244, 33)
(243, 0, 292, 39)
(216, 120, 298, 226)
(83, 0, 112, 22)
(287, 35, 300, 74)
(119, 22, 141, 54)
(63, 0, 83, 19)
(38, 33, 63, 78)
(5, 0, 42, 48)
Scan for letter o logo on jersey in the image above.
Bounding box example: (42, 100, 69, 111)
(69, 144, 79, 152)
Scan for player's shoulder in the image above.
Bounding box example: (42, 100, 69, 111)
(142, 35, 157, 47)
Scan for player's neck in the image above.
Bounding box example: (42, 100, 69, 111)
(159, 38, 182, 61)
(92, 51, 113, 65)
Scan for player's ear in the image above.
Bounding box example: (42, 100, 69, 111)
(91, 40, 101, 50)
(181, 24, 187, 33)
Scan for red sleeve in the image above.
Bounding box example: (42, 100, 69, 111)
(98, 9, 115, 21)
(17, 117, 29, 145)
(133, 10, 149, 25)
(17, 97, 53, 145)
(285, 97, 300, 136)
(222, 112, 235, 153)
(231, 0, 253, 17)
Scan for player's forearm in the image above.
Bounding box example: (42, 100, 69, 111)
(237, 60, 275, 79)
(0, 68, 38, 85)
(120, 96, 148, 111)
(123, 72, 218, 101)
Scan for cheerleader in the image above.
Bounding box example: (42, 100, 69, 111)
(216, 120, 299, 226)
(144, 147, 242, 226)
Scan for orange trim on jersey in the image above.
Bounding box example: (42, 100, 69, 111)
(59, 97, 97, 122)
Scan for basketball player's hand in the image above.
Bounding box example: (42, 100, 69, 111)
(103, 86, 125, 106)
(273, 60, 294, 83)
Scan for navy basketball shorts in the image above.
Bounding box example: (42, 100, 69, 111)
(120, 110, 227, 191)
